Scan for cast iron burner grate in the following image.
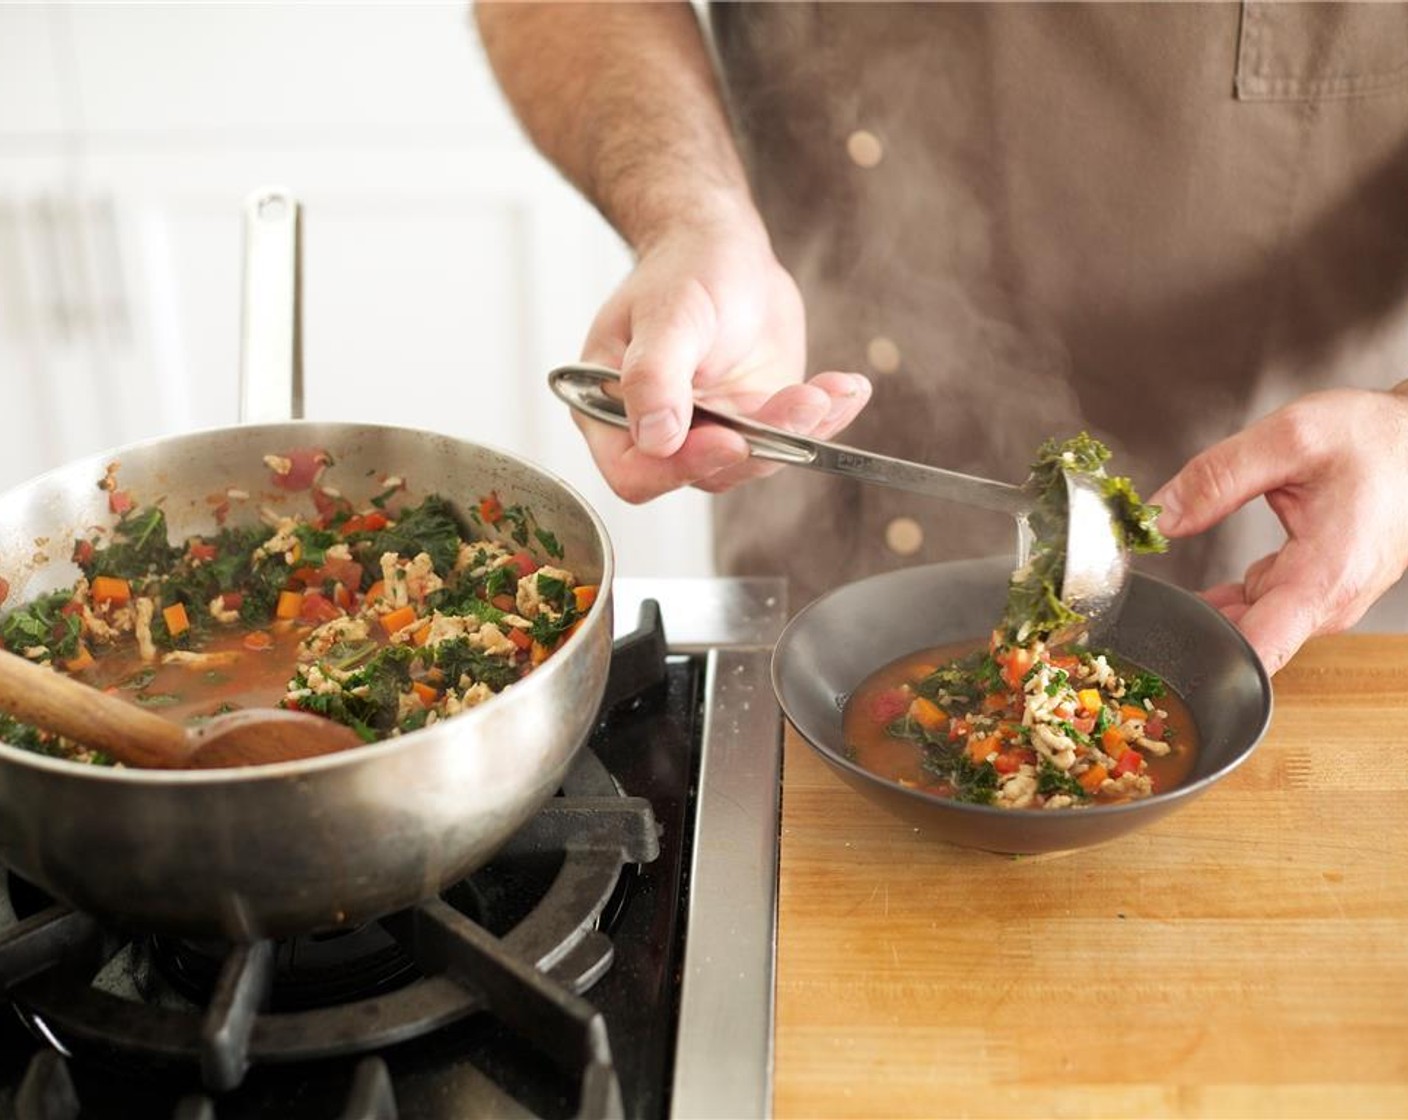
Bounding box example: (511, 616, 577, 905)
(0, 603, 676, 1120)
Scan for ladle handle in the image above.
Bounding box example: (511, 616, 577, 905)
(239, 186, 303, 424)
(548, 363, 1032, 516)
(0, 648, 192, 769)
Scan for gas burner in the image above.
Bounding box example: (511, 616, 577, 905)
(1, 747, 656, 1097)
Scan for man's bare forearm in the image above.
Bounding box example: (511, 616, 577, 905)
(474, 1, 764, 251)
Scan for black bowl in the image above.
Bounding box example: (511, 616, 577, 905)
(771, 557, 1273, 854)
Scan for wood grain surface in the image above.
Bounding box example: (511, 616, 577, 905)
(774, 634, 1408, 1119)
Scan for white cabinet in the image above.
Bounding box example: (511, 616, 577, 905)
(0, 3, 714, 579)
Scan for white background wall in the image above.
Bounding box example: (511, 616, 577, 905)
(0, 1, 714, 578)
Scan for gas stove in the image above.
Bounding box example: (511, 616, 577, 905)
(0, 578, 786, 1120)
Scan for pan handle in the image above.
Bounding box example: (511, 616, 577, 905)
(547, 363, 1032, 516)
(239, 187, 303, 423)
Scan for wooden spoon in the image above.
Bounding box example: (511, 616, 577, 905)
(0, 647, 365, 769)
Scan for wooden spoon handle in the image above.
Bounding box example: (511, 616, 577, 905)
(0, 648, 192, 769)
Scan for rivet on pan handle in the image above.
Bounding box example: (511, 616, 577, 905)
(239, 187, 302, 423)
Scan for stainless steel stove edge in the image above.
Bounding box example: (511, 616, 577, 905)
(613, 579, 785, 1120)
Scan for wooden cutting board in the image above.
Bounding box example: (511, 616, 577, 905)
(773, 633, 1408, 1118)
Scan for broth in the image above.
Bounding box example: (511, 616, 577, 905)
(842, 639, 1200, 809)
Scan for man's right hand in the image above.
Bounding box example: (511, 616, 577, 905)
(577, 220, 871, 503)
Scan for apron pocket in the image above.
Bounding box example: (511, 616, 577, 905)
(1236, 0, 1408, 101)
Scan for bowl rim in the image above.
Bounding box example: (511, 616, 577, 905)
(771, 558, 1274, 826)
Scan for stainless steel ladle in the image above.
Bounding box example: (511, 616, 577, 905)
(548, 363, 1130, 635)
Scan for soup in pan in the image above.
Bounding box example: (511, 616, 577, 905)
(0, 449, 593, 765)
(843, 636, 1198, 810)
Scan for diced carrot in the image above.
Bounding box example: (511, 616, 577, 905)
(573, 585, 599, 612)
(1077, 689, 1103, 715)
(0, 577, 8, 608)
(530, 640, 551, 666)
(1100, 726, 1128, 757)
(380, 605, 418, 636)
(275, 590, 305, 620)
(90, 576, 132, 605)
(908, 696, 948, 733)
(966, 733, 1001, 765)
(243, 630, 274, 652)
(411, 681, 439, 707)
(1120, 704, 1149, 723)
(478, 493, 503, 525)
(363, 580, 386, 605)
(506, 627, 533, 652)
(162, 602, 190, 637)
(188, 541, 218, 563)
(64, 643, 95, 672)
(981, 691, 1007, 714)
(411, 621, 433, 647)
(1078, 764, 1109, 793)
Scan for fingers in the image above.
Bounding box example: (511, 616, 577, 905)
(1224, 580, 1319, 676)
(691, 373, 872, 494)
(570, 411, 749, 504)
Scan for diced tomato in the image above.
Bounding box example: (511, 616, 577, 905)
(0, 577, 8, 607)
(108, 489, 134, 515)
(999, 646, 1036, 690)
(212, 499, 231, 526)
(866, 688, 911, 725)
(318, 557, 363, 591)
(269, 448, 331, 492)
(505, 627, 533, 652)
(508, 552, 538, 578)
(1072, 715, 1096, 736)
(1113, 748, 1144, 777)
(947, 717, 971, 742)
(478, 493, 503, 525)
(71, 539, 94, 568)
(188, 540, 218, 563)
(339, 511, 390, 537)
(1144, 714, 1165, 740)
(289, 566, 321, 587)
(332, 582, 355, 611)
(1048, 653, 1080, 671)
(312, 487, 353, 525)
(298, 591, 342, 624)
(60, 597, 84, 617)
(993, 751, 1024, 775)
(220, 591, 244, 611)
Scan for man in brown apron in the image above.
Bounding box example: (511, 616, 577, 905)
(477, 2, 1408, 673)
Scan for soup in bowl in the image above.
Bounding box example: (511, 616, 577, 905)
(771, 557, 1272, 854)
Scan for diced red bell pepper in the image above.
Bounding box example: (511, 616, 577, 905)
(1113, 748, 1144, 778)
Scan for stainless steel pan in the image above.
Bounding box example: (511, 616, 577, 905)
(0, 190, 614, 939)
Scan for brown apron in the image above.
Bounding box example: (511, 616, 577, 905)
(708, 1, 1408, 629)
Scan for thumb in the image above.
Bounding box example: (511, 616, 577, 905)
(617, 292, 717, 458)
(1149, 427, 1295, 537)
